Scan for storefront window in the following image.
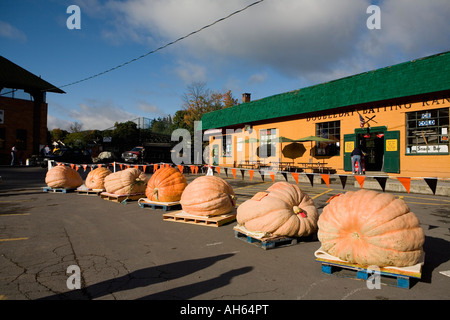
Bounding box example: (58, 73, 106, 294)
(315, 121, 340, 156)
(406, 107, 449, 154)
(222, 134, 232, 157)
(260, 128, 277, 157)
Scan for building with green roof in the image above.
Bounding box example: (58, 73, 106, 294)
(201, 51, 450, 178)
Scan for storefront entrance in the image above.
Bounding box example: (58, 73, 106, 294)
(344, 126, 400, 173)
(357, 131, 384, 171)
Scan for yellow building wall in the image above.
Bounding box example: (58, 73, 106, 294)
(208, 96, 450, 178)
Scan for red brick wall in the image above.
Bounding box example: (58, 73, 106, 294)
(0, 97, 48, 165)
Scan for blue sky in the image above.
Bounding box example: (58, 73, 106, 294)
(1, 0, 449, 131)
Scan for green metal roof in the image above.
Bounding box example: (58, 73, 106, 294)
(201, 51, 450, 130)
(0, 56, 65, 94)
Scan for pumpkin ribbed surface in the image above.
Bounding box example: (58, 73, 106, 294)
(236, 182, 318, 237)
(85, 167, 112, 190)
(45, 165, 83, 189)
(146, 166, 187, 202)
(180, 176, 235, 216)
(318, 189, 425, 267)
(104, 168, 148, 195)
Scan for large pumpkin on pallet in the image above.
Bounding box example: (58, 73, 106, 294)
(318, 189, 425, 267)
(180, 176, 236, 216)
(85, 167, 112, 190)
(104, 168, 148, 195)
(45, 165, 83, 189)
(146, 166, 187, 202)
(236, 182, 318, 237)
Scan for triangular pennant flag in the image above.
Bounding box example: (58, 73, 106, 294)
(306, 173, 314, 187)
(240, 169, 245, 180)
(339, 175, 347, 189)
(189, 165, 194, 174)
(216, 166, 220, 175)
(153, 164, 158, 172)
(120, 163, 123, 170)
(355, 175, 365, 188)
(224, 167, 228, 177)
(424, 178, 438, 195)
(195, 166, 199, 174)
(231, 168, 237, 179)
(397, 177, 411, 193)
(177, 165, 183, 173)
(374, 176, 388, 192)
(83, 164, 87, 172)
(281, 172, 288, 181)
(259, 170, 265, 181)
(142, 165, 147, 173)
(76, 165, 80, 171)
(320, 174, 330, 188)
(249, 170, 254, 181)
(291, 172, 299, 184)
(70, 163, 75, 169)
(134, 165, 139, 169)
(269, 171, 275, 182)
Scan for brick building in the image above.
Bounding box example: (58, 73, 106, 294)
(0, 56, 64, 165)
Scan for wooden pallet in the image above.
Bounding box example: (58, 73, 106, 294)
(162, 210, 236, 227)
(43, 187, 76, 193)
(317, 258, 422, 289)
(76, 188, 104, 196)
(233, 227, 300, 250)
(138, 198, 181, 211)
(100, 192, 144, 204)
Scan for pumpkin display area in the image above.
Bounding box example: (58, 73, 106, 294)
(146, 166, 187, 202)
(317, 189, 425, 268)
(104, 168, 149, 195)
(180, 175, 236, 217)
(236, 182, 319, 238)
(85, 167, 112, 190)
(45, 165, 83, 189)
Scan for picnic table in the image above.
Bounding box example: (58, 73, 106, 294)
(293, 162, 332, 173)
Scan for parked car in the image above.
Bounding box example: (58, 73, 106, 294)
(41, 148, 92, 167)
(121, 146, 145, 163)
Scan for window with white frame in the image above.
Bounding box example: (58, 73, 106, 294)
(406, 107, 449, 154)
(259, 128, 277, 158)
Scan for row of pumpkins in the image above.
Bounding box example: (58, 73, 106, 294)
(45, 165, 425, 269)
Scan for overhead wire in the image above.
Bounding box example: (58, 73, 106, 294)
(44, 0, 265, 92)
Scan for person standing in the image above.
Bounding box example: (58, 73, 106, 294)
(351, 146, 363, 174)
(11, 145, 17, 166)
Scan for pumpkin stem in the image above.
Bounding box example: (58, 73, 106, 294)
(293, 206, 307, 218)
(153, 188, 159, 200)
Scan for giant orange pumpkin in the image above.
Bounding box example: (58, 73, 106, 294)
(236, 182, 318, 237)
(180, 176, 236, 216)
(318, 189, 425, 267)
(104, 168, 148, 195)
(85, 167, 112, 190)
(146, 166, 187, 202)
(45, 165, 83, 189)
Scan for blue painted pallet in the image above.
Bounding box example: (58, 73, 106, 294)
(318, 260, 421, 289)
(234, 229, 298, 250)
(43, 187, 76, 193)
(138, 198, 181, 211)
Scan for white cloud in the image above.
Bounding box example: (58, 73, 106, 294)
(79, 0, 450, 85)
(0, 20, 27, 42)
(70, 101, 139, 130)
(174, 60, 208, 83)
(48, 99, 140, 131)
(248, 72, 268, 84)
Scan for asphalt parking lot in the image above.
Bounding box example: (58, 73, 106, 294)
(0, 166, 449, 307)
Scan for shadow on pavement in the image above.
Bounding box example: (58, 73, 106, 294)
(38, 253, 252, 300)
